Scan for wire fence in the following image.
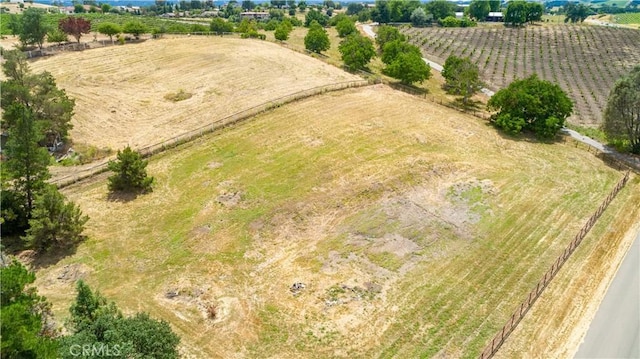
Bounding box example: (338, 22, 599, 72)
(50, 79, 369, 188)
(565, 137, 640, 173)
(478, 169, 631, 359)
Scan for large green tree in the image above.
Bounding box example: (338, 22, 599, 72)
(442, 55, 483, 106)
(0, 261, 58, 358)
(304, 21, 330, 53)
(24, 185, 89, 253)
(16, 8, 49, 49)
(564, 2, 592, 23)
(370, 0, 390, 23)
(381, 39, 421, 65)
(304, 9, 328, 27)
(339, 33, 376, 71)
(1, 50, 75, 144)
(97, 22, 121, 43)
(375, 25, 405, 51)
(487, 75, 573, 139)
(468, 0, 490, 21)
(107, 146, 154, 193)
(410, 7, 429, 26)
(384, 51, 431, 85)
(425, 0, 456, 20)
(335, 17, 356, 38)
(603, 66, 640, 154)
(2, 106, 51, 223)
(504, 1, 527, 26)
(122, 21, 147, 39)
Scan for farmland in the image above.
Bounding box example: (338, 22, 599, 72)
(403, 25, 640, 127)
(614, 12, 640, 25)
(32, 82, 640, 358)
(27, 36, 360, 152)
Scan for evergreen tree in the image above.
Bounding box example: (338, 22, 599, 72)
(107, 146, 154, 193)
(24, 185, 89, 253)
(3, 106, 51, 222)
(0, 261, 58, 358)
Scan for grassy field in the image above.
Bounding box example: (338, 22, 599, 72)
(614, 12, 640, 24)
(26, 36, 360, 152)
(32, 85, 639, 358)
(404, 24, 640, 127)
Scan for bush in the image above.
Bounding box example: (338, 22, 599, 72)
(107, 146, 154, 193)
(440, 16, 461, 27)
(210, 18, 234, 34)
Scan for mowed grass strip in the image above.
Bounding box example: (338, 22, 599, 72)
(36, 85, 632, 358)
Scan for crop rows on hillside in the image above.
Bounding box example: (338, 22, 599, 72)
(404, 25, 640, 127)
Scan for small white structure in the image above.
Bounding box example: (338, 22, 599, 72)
(486, 12, 504, 22)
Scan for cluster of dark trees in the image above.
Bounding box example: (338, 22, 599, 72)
(0, 50, 87, 252)
(562, 2, 594, 23)
(372, 0, 447, 24)
(504, 1, 544, 26)
(1, 261, 180, 358)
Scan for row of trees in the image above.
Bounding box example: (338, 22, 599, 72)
(7, 8, 152, 49)
(1, 261, 179, 358)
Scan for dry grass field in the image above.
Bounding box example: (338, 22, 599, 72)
(32, 85, 640, 358)
(27, 36, 360, 152)
(403, 25, 640, 128)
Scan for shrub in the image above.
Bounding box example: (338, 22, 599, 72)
(107, 146, 154, 193)
(24, 185, 88, 252)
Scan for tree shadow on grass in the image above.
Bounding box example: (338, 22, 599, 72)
(106, 190, 147, 203)
(388, 82, 429, 96)
(29, 243, 81, 270)
(451, 98, 483, 112)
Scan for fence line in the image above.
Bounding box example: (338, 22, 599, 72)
(478, 170, 631, 359)
(567, 137, 640, 173)
(50, 79, 369, 188)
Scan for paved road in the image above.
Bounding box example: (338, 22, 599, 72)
(575, 228, 640, 358)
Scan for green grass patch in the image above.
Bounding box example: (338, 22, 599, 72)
(614, 13, 640, 24)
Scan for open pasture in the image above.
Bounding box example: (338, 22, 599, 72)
(34, 85, 639, 358)
(27, 36, 360, 152)
(614, 12, 640, 25)
(404, 25, 640, 127)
